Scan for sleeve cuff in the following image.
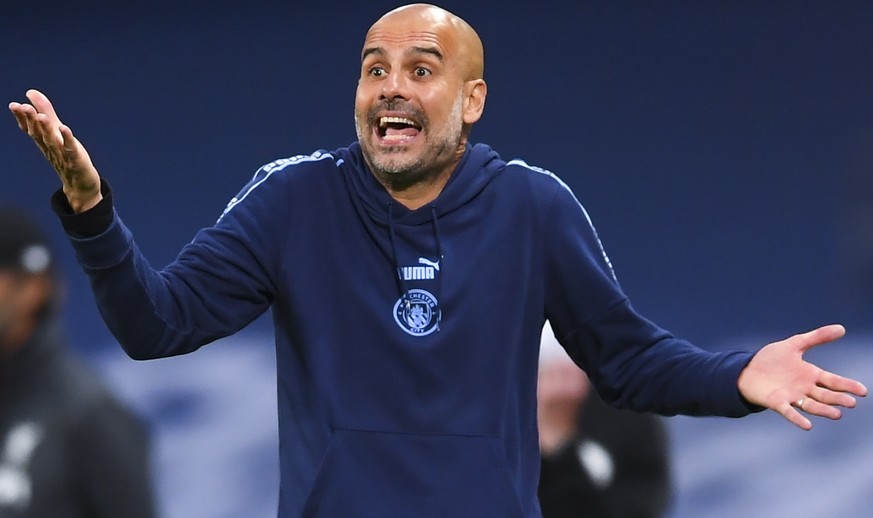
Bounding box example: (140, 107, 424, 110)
(718, 350, 766, 416)
(51, 179, 115, 238)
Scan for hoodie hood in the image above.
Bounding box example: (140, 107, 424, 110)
(336, 142, 504, 225)
(334, 141, 505, 334)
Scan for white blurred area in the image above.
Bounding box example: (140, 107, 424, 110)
(91, 332, 873, 518)
(667, 335, 873, 518)
(92, 331, 280, 518)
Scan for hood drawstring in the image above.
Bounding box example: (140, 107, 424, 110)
(387, 201, 412, 313)
(386, 202, 445, 331)
(430, 206, 444, 330)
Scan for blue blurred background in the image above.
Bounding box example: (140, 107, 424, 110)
(3, 1, 872, 517)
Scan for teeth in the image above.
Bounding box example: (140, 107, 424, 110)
(379, 116, 418, 128)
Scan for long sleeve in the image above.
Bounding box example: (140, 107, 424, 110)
(543, 183, 756, 417)
(52, 173, 280, 360)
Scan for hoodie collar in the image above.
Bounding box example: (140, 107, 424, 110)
(336, 141, 504, 331)
(340, 141, 504, 226)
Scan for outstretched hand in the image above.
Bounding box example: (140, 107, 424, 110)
(9, 89, 102, 212)
(738, 324, 867, 430)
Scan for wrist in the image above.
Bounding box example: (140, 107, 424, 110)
(64, 183, 102, 213)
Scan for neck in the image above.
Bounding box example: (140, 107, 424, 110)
(385, 170, 453, 210)
(373, 142, 468, 210)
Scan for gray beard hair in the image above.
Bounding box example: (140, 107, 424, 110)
(355, 93, 464, 192)
(368, 138, 459, 192)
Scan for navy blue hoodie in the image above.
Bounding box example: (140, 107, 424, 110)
(66, 142, 754, 517)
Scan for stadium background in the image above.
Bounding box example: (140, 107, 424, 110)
(2, 2, 872, 516)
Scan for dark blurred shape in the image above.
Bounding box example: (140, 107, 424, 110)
(0, 205, 156, 518)
(538, 322, 672, 518)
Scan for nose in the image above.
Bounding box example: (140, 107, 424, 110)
(380, 70, 409, 101)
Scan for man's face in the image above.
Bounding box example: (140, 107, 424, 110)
(0, 269, 53, 357)
(354, 13, 469, 191)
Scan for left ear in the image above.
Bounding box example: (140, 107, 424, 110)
(462, 79, 487, 124)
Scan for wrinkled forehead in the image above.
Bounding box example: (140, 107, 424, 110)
(361, 9, 460, 60)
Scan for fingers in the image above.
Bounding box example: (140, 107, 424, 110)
(777, 400, 812, 431)
(808, 385, 858, 409)
(9, 89, 102, 211)
(798, 370, 868, 421)
(9, 101, 41, 137)
(797, 397, 843, 420)
(782, 369, 868, 428)
(13, 111, 53, 159)
(817, 369, 868, 398)
(59, 124, 78, 156)
(8, 101, 33, 131)
(11, 90, 90, 165)
(10, 89, 62, 135)
(26, 89, 60, 121)
(9, 92, 68, 160)
(36, 112, 64, 149)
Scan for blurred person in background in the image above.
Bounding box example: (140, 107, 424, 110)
(0, 206, 156, 518)
(538, 321, 671, 518)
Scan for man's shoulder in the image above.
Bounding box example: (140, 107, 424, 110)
(502, 158, 563, 184)
(256, 149, 343, 178)
(486, 156, 569, 200)
(237, 149, 345, 195)
(217, 148, 350, 222)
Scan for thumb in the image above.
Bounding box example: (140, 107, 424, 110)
(792, 324, 846, 354)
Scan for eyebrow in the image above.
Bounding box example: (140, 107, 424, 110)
(409, 46, 443, 62)
(361, 47, 384, 61)
(361, 45, 444, 62)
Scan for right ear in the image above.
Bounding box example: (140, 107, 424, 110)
(462, 79, 487, 125)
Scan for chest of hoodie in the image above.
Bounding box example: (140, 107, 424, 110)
(267, 158, 546, 433)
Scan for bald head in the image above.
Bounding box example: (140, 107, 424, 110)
(367, 4, 484, 81)
(355, 3, 488, 204)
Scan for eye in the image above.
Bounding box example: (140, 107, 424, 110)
(369, 66, 386, 78)
(414, 67, 431, 77)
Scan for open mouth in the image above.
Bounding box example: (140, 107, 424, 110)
(377, 116, 422, 143)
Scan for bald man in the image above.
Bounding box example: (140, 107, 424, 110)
(9, 4, 867, 517)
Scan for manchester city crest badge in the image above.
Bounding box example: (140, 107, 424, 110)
(393, 289, 440, 336)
